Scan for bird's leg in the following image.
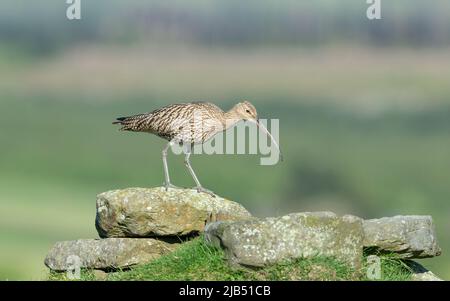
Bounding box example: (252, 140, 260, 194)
(162, 142, 181, 191)
(184, 151, 216, 197)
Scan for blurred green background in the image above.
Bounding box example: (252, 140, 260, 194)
(1, 0, 450, 280)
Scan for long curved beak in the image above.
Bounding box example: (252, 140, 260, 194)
(251, 119, 283, 162)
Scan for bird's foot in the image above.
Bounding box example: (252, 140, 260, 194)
(164, 183, 183, 191)
(194, 186, 216, 198)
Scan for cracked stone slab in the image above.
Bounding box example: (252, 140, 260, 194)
(95, 187, 252, 238)
(363, 215, 441, 258)
(44, 238, 178, 271)
(204, 211, 364, 269)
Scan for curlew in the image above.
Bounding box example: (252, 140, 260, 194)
(113, 101, 281, 196)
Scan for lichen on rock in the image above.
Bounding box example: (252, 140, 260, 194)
(205, 211, 364, 269)
(95, 187, 252, 238)
(362, 215, 441, 258)
(45, 238, 178, 271)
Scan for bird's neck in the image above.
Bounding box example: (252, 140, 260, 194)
(223, 109, 242, 129)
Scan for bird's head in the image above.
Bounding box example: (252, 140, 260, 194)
(231, 100, 283, 162)
(233, 100, 258, 122)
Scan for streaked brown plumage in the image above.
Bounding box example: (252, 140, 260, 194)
(114, 102, 230, 144)
(113, 101, 281, 196)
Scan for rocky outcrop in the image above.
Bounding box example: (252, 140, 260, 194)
(95, 187, 252, 238)
(205, 212, 364, 269)
(362, 215, 441, 258)
(45, 238, 178, 271)
(204, 213, 442, 271)
(45, 187, 443, 280)
(46, 187, 252, 273)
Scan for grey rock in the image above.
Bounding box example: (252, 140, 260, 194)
(44, 238, 178, 271)
(92, 269, 108, 280)
(205, 211, 364, 269)
(363, 215, 441, 258)
(96, 187, 252, 238)
(407, 261, 443, 281)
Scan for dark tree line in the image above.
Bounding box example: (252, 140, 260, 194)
(0, 0, 449, 54)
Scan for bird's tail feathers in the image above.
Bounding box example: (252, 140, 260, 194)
(112, 115, 143, 131)
(112, 117, 126, 124)
(113, 113, 151, 132)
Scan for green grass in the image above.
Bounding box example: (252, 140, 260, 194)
(362, 248, 415, 281)
(48, 237, 412, 281)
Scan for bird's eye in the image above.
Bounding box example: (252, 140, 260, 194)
(246, 109, 251, 113)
